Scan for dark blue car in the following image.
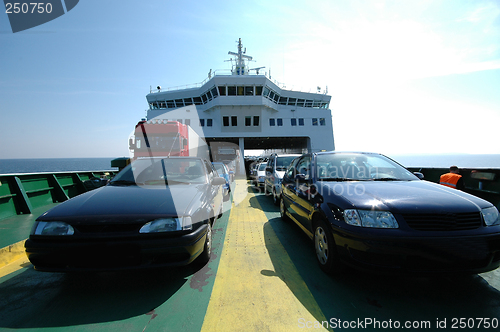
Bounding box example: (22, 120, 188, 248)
(280, 151, 500, 275)
(25, 157, 226, 272)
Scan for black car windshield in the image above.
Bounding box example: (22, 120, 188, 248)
(316, 153, 418, 181)
(110, 158, 208, 185)
(276, 156, 297, 171)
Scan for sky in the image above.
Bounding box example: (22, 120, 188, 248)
(1, 0, 499, 159)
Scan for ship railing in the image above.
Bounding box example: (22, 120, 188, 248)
(149, 70, 322, 94)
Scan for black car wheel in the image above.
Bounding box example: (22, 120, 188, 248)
(313, 218, 341, 274)
(197, 223, 212, 265)
(279, 196, 291, 222)
(272, 189, 280, 206)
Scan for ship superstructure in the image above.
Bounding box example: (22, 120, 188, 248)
(145, 38, 335, 173)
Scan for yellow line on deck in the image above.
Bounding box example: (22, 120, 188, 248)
(201, 180, 330, 331)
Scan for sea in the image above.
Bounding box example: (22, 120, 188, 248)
(0, 154, 499, 175)
(387, 154, 500, 169)
(0, 158, 119, 175)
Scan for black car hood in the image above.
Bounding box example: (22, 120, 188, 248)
(320, 180, 491, 214)
(38, 184, 206, 223)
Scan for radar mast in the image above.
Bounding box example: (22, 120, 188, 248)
(228, 38, 264, 75)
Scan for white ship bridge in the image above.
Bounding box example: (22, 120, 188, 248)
(145, 39, 335, 171)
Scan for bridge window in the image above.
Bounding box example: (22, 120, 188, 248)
(305, 100, 313, 107)
(263, 87, 270, 97)
(287, 98, 296, 106)
(245, 86, 253, 96)
(193, 97, 203, 105)
(291, 118, 297, 126)
(279, 97, 288, 105)
(312, 118, 318, 126)
(167, 101, 175, 108)
(297, 99, 305, 107)
(277, 118, 283, 126)
(299, 118, 304, 126)
(255, 86, 263, 95)
(269, 118, 275, 126)
(228, 86, 236, 96)
(218, 86, 226, 96)
(211, 87, 218, 98)
(175, 99, 184, 107)
(237, 86, 244, 96)
(183, 98, 193, 106)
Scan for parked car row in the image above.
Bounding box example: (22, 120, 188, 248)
(262, 151, 500, 275)
(25, 151, 500, 276)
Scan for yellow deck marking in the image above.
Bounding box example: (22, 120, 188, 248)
(201, 180, 330, 331)
(0, 256, 31, 278)
(0, 240, 27, 269)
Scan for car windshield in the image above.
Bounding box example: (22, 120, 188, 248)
(110, 158, 208, 185)
(276, 156, 296, 170)
(258, 163, 267, 171)
(316, 153, 418, 181)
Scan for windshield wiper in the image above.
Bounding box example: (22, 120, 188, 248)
(109, 180, 137, 186)
(320, 177, 357, 181)
(372, 178, 401, 181)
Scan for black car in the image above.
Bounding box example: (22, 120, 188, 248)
(280, 151, 500, 275)
(25, 157, 226, 272)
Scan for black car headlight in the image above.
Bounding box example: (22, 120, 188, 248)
(482, 207, 500, 226)
(32, 221, 75, 235)
(344, 209, 399, 228)
(139, 217, 192, 233)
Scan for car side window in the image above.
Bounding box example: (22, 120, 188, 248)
(285, 163, 295, 179)
(296, 156, 311, 180)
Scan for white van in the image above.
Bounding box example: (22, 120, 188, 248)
(265, 153, 301, 205)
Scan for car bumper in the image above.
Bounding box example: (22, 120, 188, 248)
(332, 226, 500, 275)
(25, 225, 208, 272)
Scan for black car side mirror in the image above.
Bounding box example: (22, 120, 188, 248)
(212, 177, 227, 186)
(413, 172, 424, 180)
(266, 166, 272, 173)
(295, 174, 307, 182)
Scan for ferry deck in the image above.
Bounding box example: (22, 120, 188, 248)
(1, 177, 500, 331)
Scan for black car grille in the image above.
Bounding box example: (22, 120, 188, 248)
(74, 224, 142, 234)
(402, 212, 482, 231)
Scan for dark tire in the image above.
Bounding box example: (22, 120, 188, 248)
(279, 196, 291, 222)
(197, 223, 212, 265)
(265, 184, 271, 196)
(313, 218, 342, 274)
(272, 189, 280, 206)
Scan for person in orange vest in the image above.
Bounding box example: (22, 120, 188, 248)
(440, 166, 465, 190)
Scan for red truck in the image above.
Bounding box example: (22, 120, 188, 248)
(129, 120, 210, 160)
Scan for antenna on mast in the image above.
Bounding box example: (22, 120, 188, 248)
(228, 38, 253, 75)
